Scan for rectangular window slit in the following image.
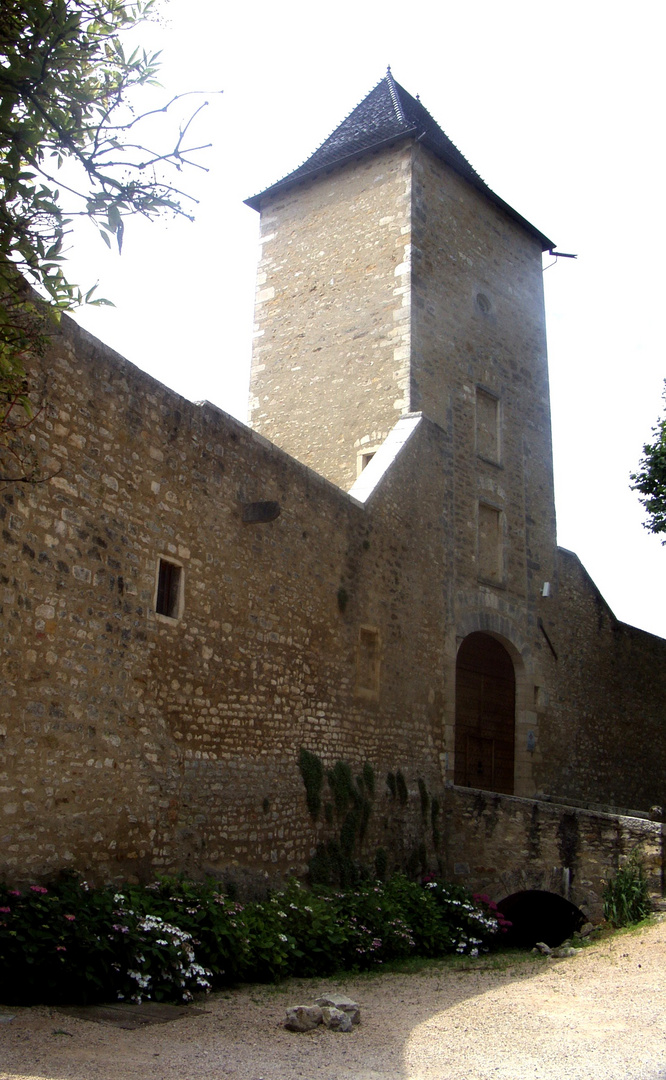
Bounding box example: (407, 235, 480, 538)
(156, 559, 182, 619)
(478, 503, 503, 583)
(476, 387, 500, 463)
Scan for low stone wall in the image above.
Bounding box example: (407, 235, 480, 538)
(443, 786, 663, 921)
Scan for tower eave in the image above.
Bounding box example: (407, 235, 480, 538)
(245, 130, 555, 252)
(244, 129, 418, 212)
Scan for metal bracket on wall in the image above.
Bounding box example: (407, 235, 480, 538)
(538, 617, 558, 661)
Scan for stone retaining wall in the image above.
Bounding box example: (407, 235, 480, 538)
(444, 785, 663, 920)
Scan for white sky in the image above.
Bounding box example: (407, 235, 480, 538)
(66, 0, 666, 639)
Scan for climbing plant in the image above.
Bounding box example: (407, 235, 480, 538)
(298, 750, 443, 887)
(298, 748, 324, 819)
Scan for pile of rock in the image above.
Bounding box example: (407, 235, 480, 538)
(532, 940, 581, 958)
(532, 922, 599, 959)
(285, 994, 360, 1033)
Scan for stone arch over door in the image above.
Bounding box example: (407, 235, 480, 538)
(454, 632, 516, 795)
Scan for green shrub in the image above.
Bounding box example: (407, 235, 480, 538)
(250, 880, 348, 980)
(0, 875, 211, 1005)
(0, 872, 507, 1005)
(107, 896, 212, 1003)
(121, 877, 249, 985)
(238, 895, 295, 982)
(0, 875, 115, 1004)
(603, 854, 652, 927)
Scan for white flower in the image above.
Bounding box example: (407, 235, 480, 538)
(278, 933, 288, 942)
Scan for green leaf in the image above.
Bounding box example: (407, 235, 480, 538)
(107, 204, 122, 231)
(0, 0, 208, 459)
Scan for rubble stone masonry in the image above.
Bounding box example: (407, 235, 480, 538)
(249, 144, 413, 491)
(1, 317, 450, 884)
(2, 123, 666, 899)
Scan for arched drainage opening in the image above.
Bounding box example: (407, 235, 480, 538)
(497, 890, 586, 948)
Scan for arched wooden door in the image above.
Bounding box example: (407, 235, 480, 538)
(454, 632, 515, 794)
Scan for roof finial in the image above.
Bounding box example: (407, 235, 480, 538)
(386, 64, 392, 76)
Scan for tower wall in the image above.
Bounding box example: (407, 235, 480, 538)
(249, 145, 413, 490)
(410, 144, 558, 606)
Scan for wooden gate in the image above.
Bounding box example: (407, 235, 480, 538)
(454, 632, 515, 794)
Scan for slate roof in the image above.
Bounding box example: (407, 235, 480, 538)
(245, 70, 554, 250)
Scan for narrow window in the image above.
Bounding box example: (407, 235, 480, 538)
(356, 446, 379, 476)
(476, 388, 500, 463)
(156, 558, 183, 619)
(356, 626, 380, 696)
(478, 503, 503, 584)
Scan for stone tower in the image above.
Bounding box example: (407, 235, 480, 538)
(247, 69, 557, 591)
(246, 72, 561, 796)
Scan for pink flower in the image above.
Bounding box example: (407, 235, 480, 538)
(64, 914, 76, 921)
(56, 946, 66, 952)
(30, 885, 48, 894)
(0, 907, 10, 914)
(8, 890, 21, 897)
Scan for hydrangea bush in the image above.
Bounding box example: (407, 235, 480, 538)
(0, 873, 509, 1006)
(108, 897, 212, 1003)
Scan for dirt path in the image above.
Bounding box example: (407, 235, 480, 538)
(2, 919, 666, 1080)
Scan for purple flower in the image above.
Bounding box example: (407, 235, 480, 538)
(0, 906, 10, 914)
(30, 885, 48, 894)
(8, 890, 21, 897)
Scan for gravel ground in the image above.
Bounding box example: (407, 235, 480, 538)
(2, 919, 666, 1080)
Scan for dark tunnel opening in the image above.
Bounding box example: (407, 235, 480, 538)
(496, 890, 586, 948)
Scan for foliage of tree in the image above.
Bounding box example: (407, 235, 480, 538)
(631, 383, 666, 543)
(0, 0, 212, 480)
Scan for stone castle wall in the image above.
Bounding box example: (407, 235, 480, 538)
(1, 315, 453, 885)
(535, 549, 666, 811)
(2, 126, 666, 900)
(3, 314, 665, 893)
